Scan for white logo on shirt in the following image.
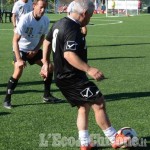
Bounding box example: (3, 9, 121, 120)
(66, 41, 78, 50)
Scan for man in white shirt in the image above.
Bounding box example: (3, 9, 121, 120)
(12, 0, 33, 28)
(4, 0, 61, 109)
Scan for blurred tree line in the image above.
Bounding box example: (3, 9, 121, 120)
(4, 0, 55, 4)
(1, 0, 150, 11)
(1, 0, 55, 11)
(5, 0, 150, 5)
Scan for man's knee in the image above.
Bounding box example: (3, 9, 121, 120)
(13, 65, 24, 79)
(93, 96, 106, 110)
(78, 104, 90, 113)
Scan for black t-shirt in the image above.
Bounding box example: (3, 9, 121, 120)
(46, 17, 87, 80)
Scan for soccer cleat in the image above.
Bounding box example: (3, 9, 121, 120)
(43, 94, 63, 103)
(4, 101, 12, 109)
(80, 146, 90, 150)
(111, 133, 131, 149)
(80, 143, 98, 150)
(80, 145, 93, 150)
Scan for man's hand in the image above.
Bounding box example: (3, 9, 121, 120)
(40, 63, 49, 80)
(26, 50, 38, 59)
(16, 59, 26, 68)
(40, 62, 53, 81)
(86, 67, 105, 81)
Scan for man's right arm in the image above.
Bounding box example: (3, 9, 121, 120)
(13, 33, 26, 67)
(12, 14, 17, 28)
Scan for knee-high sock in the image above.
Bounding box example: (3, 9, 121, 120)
(43, 73, 53, 97)
(4, 76, 18, 102)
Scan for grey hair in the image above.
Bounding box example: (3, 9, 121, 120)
(71, 0, 94, 15)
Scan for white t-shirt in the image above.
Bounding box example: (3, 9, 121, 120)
(12, 0, 33, 25)
(14, 11, 50, 52)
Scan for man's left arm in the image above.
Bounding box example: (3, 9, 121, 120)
(40, 39, 52, 80)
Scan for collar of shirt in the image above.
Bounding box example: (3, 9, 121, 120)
(67, 16, 81, 26)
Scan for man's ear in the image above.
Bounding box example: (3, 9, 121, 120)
(81, 10, 86, 18)
(32, 2, 36, 9)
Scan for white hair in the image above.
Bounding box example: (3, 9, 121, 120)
(67, 1, 75, 13)
(71, 0, 94, 15)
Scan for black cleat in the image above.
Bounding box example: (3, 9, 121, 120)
(4, 101, 12, 109)
(43, 95, 63, 103)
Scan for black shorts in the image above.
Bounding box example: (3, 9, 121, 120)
(13, 49, 42, 65)
(56, 76, 103, 107)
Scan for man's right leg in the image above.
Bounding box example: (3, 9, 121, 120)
(4, 63, 23, 109)
(77, 104, 93, 150)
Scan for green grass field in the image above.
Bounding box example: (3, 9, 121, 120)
(0, 14, 150, 150)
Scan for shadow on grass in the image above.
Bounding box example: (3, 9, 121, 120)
(1, 90, 150, 102)
(88, 56, 145, 61)
(0, 91, 5, 95)
(90, 146, 110, 150)
(88, 43, 150, 48)
(0, 80, 55, 88)
(0, 112, 11, 116)
(14, 88, 60, 94)
(0, 85, 60, 95)
(12, 99, 67, 108)
(105, 92, 150, 102)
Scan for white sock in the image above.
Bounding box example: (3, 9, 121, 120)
(79, 130, 91, 146)
(103, 126, 117, 143)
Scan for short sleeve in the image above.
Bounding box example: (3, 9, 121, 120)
(15, 16, 26, 35)
(46, 26, 53, 43)
(64, 29, 79, 52)
(12, 3, 18, 14)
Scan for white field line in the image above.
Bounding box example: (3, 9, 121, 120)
(0, 14, 149, 30)
(0, 16, 149, 38)
(88, 21, 123, 26)
(88, 17, 150, 37)
(89, 18, 123, 26)
(0, 18, 122, 31)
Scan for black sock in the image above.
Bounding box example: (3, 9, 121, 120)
(4, 76, 18, 102)
(43, 73, 53, 97)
